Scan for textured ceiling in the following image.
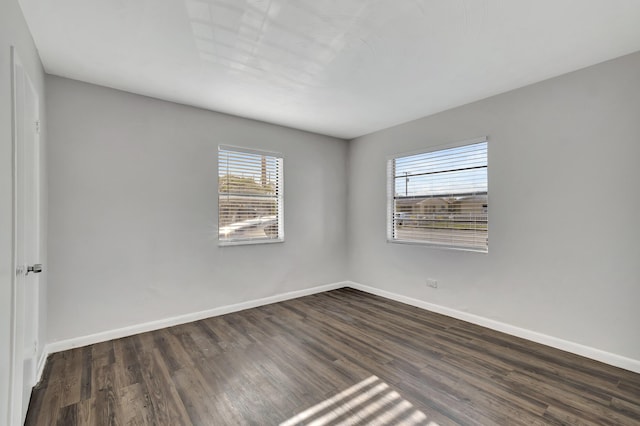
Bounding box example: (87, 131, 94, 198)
(19, 0, 640, 139)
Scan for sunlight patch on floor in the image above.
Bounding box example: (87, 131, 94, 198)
(280, 375, 437, 426)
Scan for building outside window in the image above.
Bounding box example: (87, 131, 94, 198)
(387, 138, 488, 252)
(218, 145, 284, 245)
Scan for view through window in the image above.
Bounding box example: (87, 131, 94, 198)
(218, 146, 283, 244)
(388, 138, 488, 252)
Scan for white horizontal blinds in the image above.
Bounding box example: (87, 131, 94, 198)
(390, 139, 488, 251)
(218, 146, 283, 244)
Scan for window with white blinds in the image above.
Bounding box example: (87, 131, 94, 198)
(387, 138, 488, 252)
(218, 145, 283, 245)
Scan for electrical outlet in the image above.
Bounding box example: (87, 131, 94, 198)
(426, 279, 438, 288)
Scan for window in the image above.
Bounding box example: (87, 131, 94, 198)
(387, 137, 488, 252)
(218, 145, 283, 245)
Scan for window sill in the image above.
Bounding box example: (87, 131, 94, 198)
(219, 238, 284, 247)
(387, 238, 487, 253)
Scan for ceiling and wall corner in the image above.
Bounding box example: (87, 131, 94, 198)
(43, 52, 640, 371)
(45, 75, 349, 343)
(17, 0, 640, 139)
(8, 0, 640, 381)
(348, 50, 640, 365)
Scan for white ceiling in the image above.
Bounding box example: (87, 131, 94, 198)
(19, 0, 640, 139)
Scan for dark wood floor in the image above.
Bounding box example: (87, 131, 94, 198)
(25, 288, 640, 425)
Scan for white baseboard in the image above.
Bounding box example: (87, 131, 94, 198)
(40, 279, 640, 382)
(43, 281, 347, 358)
(347, 281, 640, 374)
(35, 348, 48, 386)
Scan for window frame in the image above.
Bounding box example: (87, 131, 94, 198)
(386, 137, 488, 253)
(218, 144, 284, 246)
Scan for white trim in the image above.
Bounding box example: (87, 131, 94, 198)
(44, 281, 347, 355)
(385, 238, 489, 253)
(386, 137, 489, 252)
(10, 46, 43, 426)
(39, 280, 640, 383)
(347, 281, 640, 374)
(218, 144, 284, 158)
(35, 349, 48, 386)
(8, 44, 19, 426)
(217, 145, 284, 246)
(387, 136, 488, 161)
(218, 238, 284, 247)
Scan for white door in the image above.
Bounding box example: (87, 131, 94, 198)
(9, 47, 41, 426)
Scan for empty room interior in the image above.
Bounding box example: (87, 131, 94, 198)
(2, 0, 640, 425)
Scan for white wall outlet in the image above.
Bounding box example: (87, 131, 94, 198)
(426, 279, 438, 288)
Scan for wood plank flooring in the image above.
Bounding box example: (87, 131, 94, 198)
(25, 288, 640, 425)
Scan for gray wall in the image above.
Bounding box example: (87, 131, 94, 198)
(348, 51, 640, 361)
(0, 0, 47, 422)
(46, 76, 348, 343)
(43, 48, 640, 367)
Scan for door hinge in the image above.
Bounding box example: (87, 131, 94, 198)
(35, 120, 40, 134)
